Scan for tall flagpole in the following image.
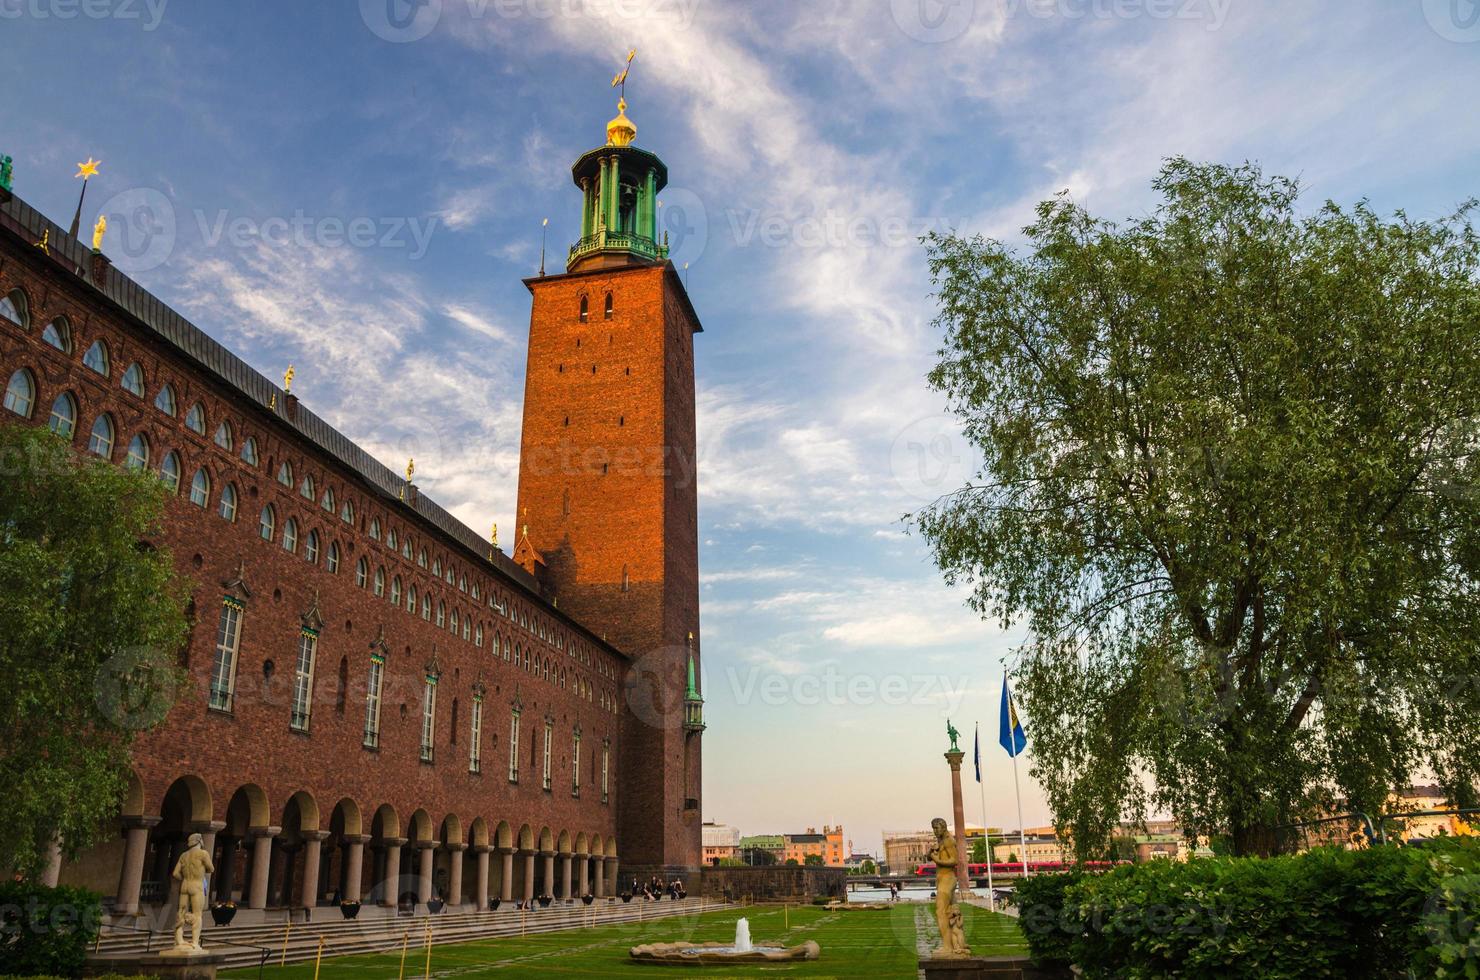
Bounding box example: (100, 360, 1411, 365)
(977, 723, 995, 911)
(1011, 741, 1029, 879)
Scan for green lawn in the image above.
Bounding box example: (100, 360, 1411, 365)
(224, 904, 1025, 978)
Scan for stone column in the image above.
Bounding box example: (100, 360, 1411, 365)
(499, 847, 514, 903)
(415, 842, 436, 905)
(193, 820, 225, 878)
(603, 857, 618, 897)
(473, 846, 490, 910)
(343, 835, 368, 903)
(115, 817, 160, 915)
(300, 832, 328, 910)
(540, 851, 555, 900)
(593, 856, 604, 898)
(559, 855, 572, 900)
(575, 852, 589, 897)
(521, 850, 535, 904)
(945, 749, 969, 901)
(446, 843, 466, 906)
(606, 156, 620, 232)
(246, 827, 280, 910)
(380, 837, 405, 907)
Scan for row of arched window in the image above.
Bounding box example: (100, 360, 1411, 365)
(577, 292, 615, 323)
(3, 284, 617, 707)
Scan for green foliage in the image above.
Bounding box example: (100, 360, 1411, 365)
(1013, 839, 1480, 978)
(0, 882, 103, 978)
(860, 859, 877, 875)
(917, 158, 1480, 856)
(0, 424, 189, 876)
(803, 854, 825, 867)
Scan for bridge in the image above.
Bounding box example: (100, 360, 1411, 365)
(847, 872, 1028, 889)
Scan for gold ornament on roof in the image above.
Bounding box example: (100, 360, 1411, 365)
(92, 214, 107, 251)
(283, 365, 295, 394)
(607, 49, 638, 147)
(75, 157, 101, 181)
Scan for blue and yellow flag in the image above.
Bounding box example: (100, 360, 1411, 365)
(999, 678, 1027, 758)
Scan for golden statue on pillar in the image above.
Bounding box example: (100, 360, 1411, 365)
(92, 214, 107, 252)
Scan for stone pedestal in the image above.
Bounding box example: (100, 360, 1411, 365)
(920, 955, 1047, 980)
(89, 951, 227, 980)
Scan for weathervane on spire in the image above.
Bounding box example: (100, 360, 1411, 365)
(611, 48, 636, 99)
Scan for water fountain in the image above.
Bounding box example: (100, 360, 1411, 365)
(629, 916, 820, 965)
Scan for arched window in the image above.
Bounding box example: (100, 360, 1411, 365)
(277, 460, 293, 486)
(213, 420, 233, 451)
(184, 402, 206, 435)
(41, 318, 71, 353)
(305, 530, 320, 564)
(83, 340, 110, 376)
(189, 468, 211, 508)
(462, 617, 470, 642)
(373, 567, 386, 597)
(369, 517, 381, 541)
(458, 575, 467, 594)
(260, 505, 276, 541)
(326, 541, 340, 574)
(407, 585, 417, 613)
(299, 474, 314, 500)
(401, 539, 411, 559)
(418, 548, 428, 569)
(124, 434, 150, 471)
(154, 383, 177, 416)
(387, 528, 398, 551)
(355, 557, 368, 588)
(436, 601, 446, 628)
(340, 500, 354, 524)
(121, 363, 145, 397)
(240, 436, 258, 466)
(321, 487, 334, 512)
(450, 608, 459, 634)
(159, 451, 182, 493)
(422, 593, 432, 621)
(88, 414, 115, 458)
(283, 518, 298, 553)
(604, 292, 614, 319)
(475, 622, 484, 647)
(3, 368, 34, 418)
(579, 295, 589, 322)
(0, 288, 29, 328)
(48, 392, 77, 438)
(432, 558, 442, 577)
(219, 483, 238, 522)
(391, 576, 402, 606)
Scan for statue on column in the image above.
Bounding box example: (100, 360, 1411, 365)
(171, 833, 215, 952)
(929, 818, 971, 958)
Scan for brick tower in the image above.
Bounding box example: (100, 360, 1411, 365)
(514, 95, 704, 882)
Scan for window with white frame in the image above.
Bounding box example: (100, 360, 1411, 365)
(290, 628, 318, 731)
(208, 597, 245, 712)
(364, 648, 385, 748)
(469, 693, 483, 774)
(542, 719, 553, 791)
(572, 729, 581, 797)
(420, 670, 438, 763)
(508, 706, 521, 783)
(601, 740, 610, 803)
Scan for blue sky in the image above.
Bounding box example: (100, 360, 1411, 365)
(4, 0, 1479, 856)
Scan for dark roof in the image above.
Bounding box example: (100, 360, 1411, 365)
(0, 191, 620, 658)
(787, 834, 826, 844)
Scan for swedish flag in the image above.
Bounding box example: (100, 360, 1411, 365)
(999, 678, 1027, 758)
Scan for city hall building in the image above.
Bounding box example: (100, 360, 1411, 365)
(0, 97, 705, 918)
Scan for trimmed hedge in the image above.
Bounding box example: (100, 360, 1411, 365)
(0, 883, 103, 979)
(1013, 838, 1480, 979)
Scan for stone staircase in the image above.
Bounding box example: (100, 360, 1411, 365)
(92, 898, 736, 972)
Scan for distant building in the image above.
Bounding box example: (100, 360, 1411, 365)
(783, 825, 846, 866)
(844, 852, 877, 871)
(1388, 785, 1474, 842)
(702, 822, 741, 866)
(738, 835, 785, 866)
(883, 829, 936, 873)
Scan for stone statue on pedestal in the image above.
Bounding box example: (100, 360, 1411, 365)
(929, 818, 971, 958)
(170, 833, 214, 953)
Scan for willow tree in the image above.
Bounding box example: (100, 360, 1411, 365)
(915, 159, 1480, 857)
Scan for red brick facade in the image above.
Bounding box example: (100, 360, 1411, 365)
(0, 191, 665, 913)
(515, 261, 703, 878)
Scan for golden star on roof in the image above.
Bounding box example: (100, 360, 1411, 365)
(75, 158, 101, 180)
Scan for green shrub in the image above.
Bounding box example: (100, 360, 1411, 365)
(1011, 839, 1480, 979)
(0, 883, 103, 978)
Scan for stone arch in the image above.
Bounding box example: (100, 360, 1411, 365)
(161, 775, 212, 825)
(330, 797, 362, 838)
(121, 770, 146, 819)
(283, 790, 320, 834)
(517, 824, 535, 852)
(574, 832, 589, 856)
(538, 827, 554, 853)
(495, 821, 514, 850)
(469, 817, 489, 849)
(223, 783, 269, 833)
(438, 813, 463, 847)
(590, 833, 603, 857)
(370, 803, 400, 841)
(557, 829, 572, 855)
(408, 809, 433, 845)
(605, 837, 618, 858)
